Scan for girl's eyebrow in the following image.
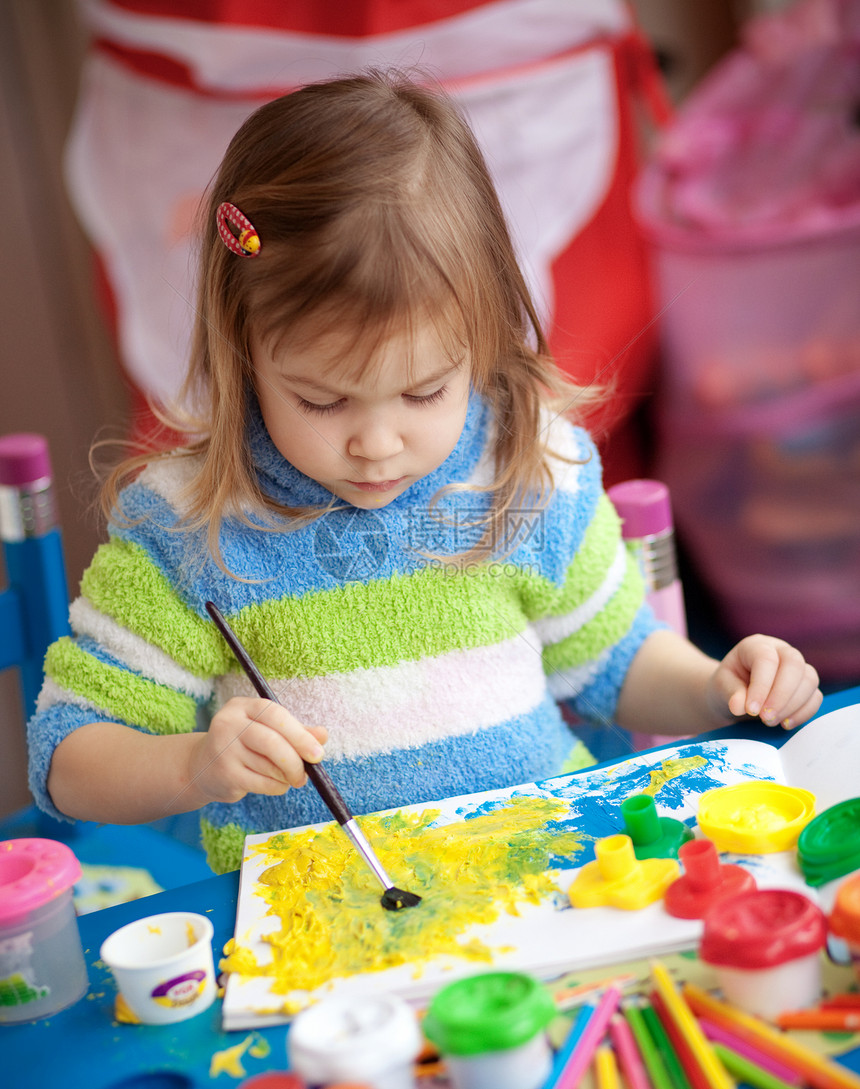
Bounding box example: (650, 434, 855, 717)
(280, 362, 462, 396)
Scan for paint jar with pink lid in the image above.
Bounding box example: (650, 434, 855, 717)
(699, 888, 828, 1020)
(0, 838, 88, 1023)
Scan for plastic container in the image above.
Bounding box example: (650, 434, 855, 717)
(664, 838, 756, 920)
(0, 838, 87, 1024)
(620, 794, 693, 860)
(608, 480, 687, 637)
(422, 971, 556, 1089)
(699, 889, 827, 1019)
(697, 781, 815, 853)
(287, 992, 421, 1089)
(797, 797, 860, 902)
(569, 834, 679, 910)
(828, 873, 860, 985)
(636, 127, 860, 678)
(100, 912, 216, 1025)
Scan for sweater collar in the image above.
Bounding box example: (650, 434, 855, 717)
(248, 389, 489, 510)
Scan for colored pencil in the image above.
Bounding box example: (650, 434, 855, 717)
(698, 1017, 803, 1086)
(651, 988, 714, 1089)
(822, 995, 860, 1010)
(684, 984, 860, 1089)
(552, 983, 623, 1089)
(554, 972, 640, 1012)
(642, 995, 694, 1089)
(544, 1001, 596, 1089)
(776, 1010, 860, 1032)
(596, 1044, 622, 1089)
(712, 1043, 803, 1089)
(625, 1001, 677, 1089)
(650, 961, 735, 1089)
(610, 1013, 653, 1089)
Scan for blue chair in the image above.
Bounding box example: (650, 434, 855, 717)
(0, 432, 210, 895)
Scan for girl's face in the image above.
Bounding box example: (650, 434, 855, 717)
(252, 320, 472, 509)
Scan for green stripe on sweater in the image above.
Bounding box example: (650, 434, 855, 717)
(543, 551, 645, 674)
(44, 637, 198, 735)
(548, 494, 622, 617)
(82, 539, 231, 675)
(200, 818, 245, 874)
(232, 564, 538, 677)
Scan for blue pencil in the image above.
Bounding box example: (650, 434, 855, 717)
(543, 1002, 595, 1089)
(548, 984, 623, 1089)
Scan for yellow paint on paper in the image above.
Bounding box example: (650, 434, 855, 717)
(645, 756, 707, 795)
(222, 796, 583, 998)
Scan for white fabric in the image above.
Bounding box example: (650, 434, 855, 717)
(65, 0, 627, 402)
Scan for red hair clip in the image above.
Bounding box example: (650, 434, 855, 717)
(216, 202, 261, 257)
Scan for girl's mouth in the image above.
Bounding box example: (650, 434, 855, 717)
(348, 477, 405, 493)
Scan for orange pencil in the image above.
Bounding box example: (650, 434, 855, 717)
(776, 1010, 860, 1032)
(684, 985, 860, 1089)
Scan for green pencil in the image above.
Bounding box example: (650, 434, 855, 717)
(642, 998, 694, 1089)
(624, 1002, 676, 1089)
(712, 1041, 800, 1089)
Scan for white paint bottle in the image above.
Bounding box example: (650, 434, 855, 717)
(287, 991, 422, 1089)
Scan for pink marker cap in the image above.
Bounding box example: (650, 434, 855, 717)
(607, 479, 673, 539)
(0, 433, 52, 487)
(0, 838, 82, 926)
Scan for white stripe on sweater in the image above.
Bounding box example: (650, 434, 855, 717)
(213, 633, 548, 760)
(69, 596, 213, 701)
(531, 540, 627, 647)
(36, 676, 109, 717)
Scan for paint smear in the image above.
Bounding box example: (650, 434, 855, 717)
(221, 796, 584, 996)
(209, 1031, 269, 1078)
(645, 756, 708, 796)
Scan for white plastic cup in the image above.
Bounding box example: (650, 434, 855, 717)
(287, 992, 421, 1089)
(100, 911, 216, 1025)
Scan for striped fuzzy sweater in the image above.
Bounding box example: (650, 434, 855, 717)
(27, 394, 659, 873)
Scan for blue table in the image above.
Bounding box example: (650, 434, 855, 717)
(7, 687, 860, 1088)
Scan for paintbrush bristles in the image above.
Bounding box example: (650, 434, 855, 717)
(381, 888, 423, 911)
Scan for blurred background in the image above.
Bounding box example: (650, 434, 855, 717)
(2, 0, 857, 822)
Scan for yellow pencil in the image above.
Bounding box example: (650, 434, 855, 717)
(683, 984, 860, 1089)
(596, 1044, 622, 1089)
(650, 960, 735, 1089)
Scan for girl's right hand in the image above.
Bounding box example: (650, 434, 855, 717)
(187, 697, 328, 804)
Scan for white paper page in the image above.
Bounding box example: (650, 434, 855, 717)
(779, 703, 860, 811)
(223, 733, 807, 1029)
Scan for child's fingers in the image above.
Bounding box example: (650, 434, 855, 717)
(242, 700, 325, 784)
(737, 639, 820, 726)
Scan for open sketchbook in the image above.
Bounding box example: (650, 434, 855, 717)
(222, 703, 859, 1030)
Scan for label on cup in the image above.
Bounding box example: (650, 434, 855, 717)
(151, 969, 208, 1008)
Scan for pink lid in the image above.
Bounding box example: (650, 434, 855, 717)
(699, 889, 827, 970)
(608, 480, 674, 539)
(0, 433, 52, 487)
(0, 839, 82, 926)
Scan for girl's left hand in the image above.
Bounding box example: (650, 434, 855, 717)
(708, 634, 822, 730)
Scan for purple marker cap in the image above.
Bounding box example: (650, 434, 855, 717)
(0, 433, 52, 487)
(607, 479, 673, 539)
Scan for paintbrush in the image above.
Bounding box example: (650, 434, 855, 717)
(205, 601, 422, 911)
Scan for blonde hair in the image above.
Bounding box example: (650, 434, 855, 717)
(102, 69, 597, 563)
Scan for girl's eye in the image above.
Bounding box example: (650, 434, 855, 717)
(405, 384, 448, 407)
(296, 397, 345, 415)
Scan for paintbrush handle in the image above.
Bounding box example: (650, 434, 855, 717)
(205, 601, 352, 826)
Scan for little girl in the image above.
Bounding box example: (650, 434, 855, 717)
(28, 71, 821, 874)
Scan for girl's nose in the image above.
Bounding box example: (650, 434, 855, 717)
(347, 416, 404, 462)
